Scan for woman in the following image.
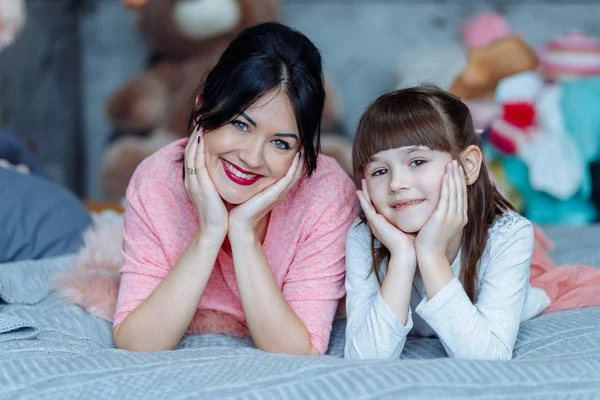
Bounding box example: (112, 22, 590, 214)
(112, 22, 357, 355)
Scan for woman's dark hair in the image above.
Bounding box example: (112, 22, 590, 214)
(352, 85, 514, 302)
(186, 21, 325, 176)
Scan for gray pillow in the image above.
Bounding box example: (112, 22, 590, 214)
(0, 168, 92, 262)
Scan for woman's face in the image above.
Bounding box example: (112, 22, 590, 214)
(204, 91, 300, 205)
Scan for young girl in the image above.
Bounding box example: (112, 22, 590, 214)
(344, 86, 551, 360)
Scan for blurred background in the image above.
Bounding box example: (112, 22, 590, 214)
(1, 0, 600, 226)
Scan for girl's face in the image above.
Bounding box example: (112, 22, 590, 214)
(364, 146, 453, 233)
(204, 91, 300, 205)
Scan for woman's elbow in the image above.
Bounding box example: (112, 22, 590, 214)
(112, 324, 175, 353)
(255, 341, 320, 356)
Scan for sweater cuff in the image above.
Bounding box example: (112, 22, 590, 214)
(415, 277, 472, 324)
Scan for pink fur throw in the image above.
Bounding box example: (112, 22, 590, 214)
(53, 213, 124, 321)
(53, 212, 249, 337)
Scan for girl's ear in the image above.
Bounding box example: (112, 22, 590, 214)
(460, 145, 483, 185)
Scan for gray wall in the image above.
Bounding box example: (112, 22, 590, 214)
(1, 0, 599, 199)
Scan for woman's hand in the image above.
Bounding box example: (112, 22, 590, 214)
(357, 179, 417, 270)
(415, 160, 468, 261)
(184, 127, 229, 244)
(228, 152, 303, 237)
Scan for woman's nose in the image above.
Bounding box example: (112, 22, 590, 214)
(238, 141, 265, 170)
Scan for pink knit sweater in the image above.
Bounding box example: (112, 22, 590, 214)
(113, 139, 357, 354)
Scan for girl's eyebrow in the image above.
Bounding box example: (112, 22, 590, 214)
(407, 146, 429, 154)
(369, 146, 422, 162)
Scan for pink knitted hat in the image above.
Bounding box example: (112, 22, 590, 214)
(460, 12, 511, 50)
(539, 30, 600, 80)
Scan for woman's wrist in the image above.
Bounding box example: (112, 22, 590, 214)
(194, 230, 226, 251)
(227, 225, 259, 246)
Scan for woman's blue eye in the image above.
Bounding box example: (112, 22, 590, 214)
(273, 140, 291, 150)
(232, 120, 250, 132)
(371, 168, 387, 177)
(409, 159, 426, 167)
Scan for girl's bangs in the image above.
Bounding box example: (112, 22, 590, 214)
(353, 96, 453, 177)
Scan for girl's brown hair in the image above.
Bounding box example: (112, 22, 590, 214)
(352, 85, 513, 302)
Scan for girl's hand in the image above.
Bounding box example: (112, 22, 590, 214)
(228, 152, 304, 236)
(415, 160, 468, 261)
(357, 179, 417, 268)
(184, 127, 229, 244)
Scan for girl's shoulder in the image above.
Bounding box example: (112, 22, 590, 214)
(485, 211, 534, 259)
(488, 211, 532, 238)
(347, 218, 371, 240)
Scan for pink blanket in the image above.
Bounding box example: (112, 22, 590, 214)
(531, 226, 600, 313)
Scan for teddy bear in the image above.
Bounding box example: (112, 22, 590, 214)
(101, 0, 351, 203)
(449, 12, 539, 101)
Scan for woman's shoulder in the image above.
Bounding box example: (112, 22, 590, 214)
(128, 138, 187, 193)
(294, 155, 356, 205)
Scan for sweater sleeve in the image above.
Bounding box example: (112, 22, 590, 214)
(113, 167, 175, 327)
(344, 221, 413, 360)
(415, 218, 534, 360)
(281, 189, 357, 355)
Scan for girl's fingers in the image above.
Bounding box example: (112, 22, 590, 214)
(361, 179, 373, 205)
(437, 166, 450, 218)
(449, 160, 459, 217)
(357, 190, 377, 222)
(458, 163, 467, 218)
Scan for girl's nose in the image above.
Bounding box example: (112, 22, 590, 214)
(389, 173, 410, 193)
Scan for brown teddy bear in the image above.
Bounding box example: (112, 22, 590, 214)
(449, 35, 539, 101)
(101, 0, 351, 202)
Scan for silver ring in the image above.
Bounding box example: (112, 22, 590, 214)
(187, 167, 196, 175)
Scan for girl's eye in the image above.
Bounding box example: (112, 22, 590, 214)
(272, 140, 291, 150)
(409, 159, 426, 167)
(371, 168, 387, 177)
(232, 120, 250, 132)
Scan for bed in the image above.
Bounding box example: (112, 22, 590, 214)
(1, 225, 600, 399)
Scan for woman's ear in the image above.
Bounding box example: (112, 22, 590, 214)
(460, 145, 483, 185)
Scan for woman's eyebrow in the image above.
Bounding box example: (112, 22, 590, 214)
(240, 112, 257, 127)
(275, 133, 298, 141)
